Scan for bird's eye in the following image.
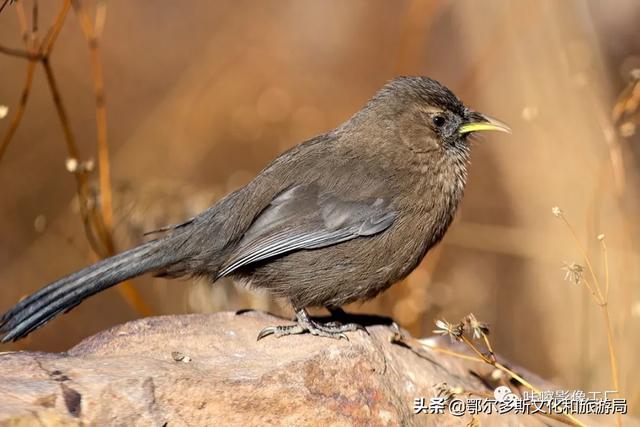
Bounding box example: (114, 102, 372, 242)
(432, 115, 446, 127)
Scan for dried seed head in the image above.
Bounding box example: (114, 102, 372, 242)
(65, 158, 79, 172)
(562, 262, 584, 285)
(464, 313, 490, 339)
(551, 206, 563, 218)
(597, 234, 605, 241)
(0, 105, 8, 119)
(490, 368, 504, 381)
(433, 319, 464, 342)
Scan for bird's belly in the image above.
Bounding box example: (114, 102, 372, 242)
(235, 233, 429, 308)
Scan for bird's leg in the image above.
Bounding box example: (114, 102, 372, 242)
(257, 308, 366, 340)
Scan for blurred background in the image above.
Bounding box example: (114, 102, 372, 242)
(1, 0, 639, 415)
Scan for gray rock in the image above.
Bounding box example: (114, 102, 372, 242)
(0, 312, 595, 426)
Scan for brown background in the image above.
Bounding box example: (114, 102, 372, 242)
(1, 0, 639, 415)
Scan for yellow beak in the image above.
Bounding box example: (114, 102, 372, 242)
(458, 114, 511, 135)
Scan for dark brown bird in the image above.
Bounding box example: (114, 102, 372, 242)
(0, 76, 510, 342)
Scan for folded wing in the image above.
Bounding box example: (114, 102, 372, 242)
(217, 183, 397, 278)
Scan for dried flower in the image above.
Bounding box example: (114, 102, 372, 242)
(562, 262, 584, 285)
(551, 206, 563, 218)
(464, 313, 490, 339)
(433, 319, 463, 342)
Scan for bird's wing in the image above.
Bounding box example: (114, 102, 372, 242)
(216, 183, 397, 278)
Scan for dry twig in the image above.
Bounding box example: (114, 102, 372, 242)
(0, 0, 151, 316)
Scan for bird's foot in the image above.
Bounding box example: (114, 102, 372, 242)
(325, 306, 369, 334)
(256, 308, 367, 340)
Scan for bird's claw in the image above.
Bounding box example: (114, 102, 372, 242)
(256, 316, 366, 341)
(256, 324, 305, 340)
(256, 326, 276, 341)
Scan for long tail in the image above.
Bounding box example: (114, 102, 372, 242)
(0, 239, 180, 342)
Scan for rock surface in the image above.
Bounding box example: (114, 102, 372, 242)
(0, 312, 591, 426)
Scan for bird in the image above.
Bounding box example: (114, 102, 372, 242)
(0, 76, 510, 342)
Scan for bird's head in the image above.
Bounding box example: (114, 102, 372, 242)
(362, 76, 511, 159)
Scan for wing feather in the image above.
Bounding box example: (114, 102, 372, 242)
(216, 184, 396, 278)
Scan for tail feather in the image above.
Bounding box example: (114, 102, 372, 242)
(0, 240, 177, 342)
